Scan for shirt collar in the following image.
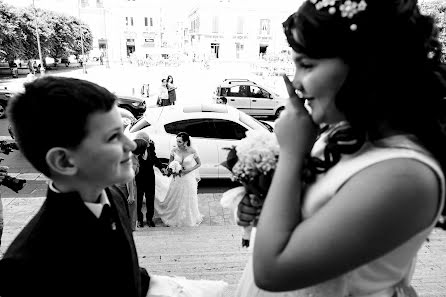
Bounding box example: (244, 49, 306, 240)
(48, 181, 110, 218)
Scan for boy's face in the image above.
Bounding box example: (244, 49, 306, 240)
(69, 105, 136, 187)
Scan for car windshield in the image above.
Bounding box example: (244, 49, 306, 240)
(239, 112, 267, 130)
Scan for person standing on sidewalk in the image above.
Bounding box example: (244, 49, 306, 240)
(0, 76, 150, 297)
(167, 75, 177, 105)
(157, 79, 170, 106)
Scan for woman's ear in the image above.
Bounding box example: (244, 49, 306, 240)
(45, 147, 78, 176)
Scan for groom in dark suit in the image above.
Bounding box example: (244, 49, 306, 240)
(134, 133, 164, 227)
(0, 77, 150, 297)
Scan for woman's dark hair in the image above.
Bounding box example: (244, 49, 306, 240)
(176, 132, 191, 146)
(285, 0, 446, 228)
(167, 75, 174, 83)
(133, 138, 148, 155)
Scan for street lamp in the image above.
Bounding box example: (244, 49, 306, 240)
(78, 0, 87, 74)
(103, 7, 110, 68)
(32, 0, 45, 75)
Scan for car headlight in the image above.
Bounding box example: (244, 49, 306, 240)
(132, 102, 141, 107)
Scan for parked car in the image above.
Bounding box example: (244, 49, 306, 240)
(124, 104, 273, 179)
(0, 87, 14, 118)
(116, 95, 146, 118)
(214, 78, 286, 118)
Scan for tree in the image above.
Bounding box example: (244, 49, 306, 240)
(0, 1, 93, 62)
(69, 17, 93, 58)
(419, 0, 446, 61)
(0, 2, 26, 61)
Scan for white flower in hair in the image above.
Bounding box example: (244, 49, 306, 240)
(310, 0, 367, 30)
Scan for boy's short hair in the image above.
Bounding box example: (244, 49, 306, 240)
(133, 139, 148, 156)
(7, 76, 116, 177)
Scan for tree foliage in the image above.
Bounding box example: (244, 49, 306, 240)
(0, 1, 93, 62)
(419, 0, 446, 61)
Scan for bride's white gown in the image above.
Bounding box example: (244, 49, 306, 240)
(154, 153, 204, 227)
(149, 154, 227, 297)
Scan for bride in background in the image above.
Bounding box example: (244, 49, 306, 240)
(154, 132, 204, 227)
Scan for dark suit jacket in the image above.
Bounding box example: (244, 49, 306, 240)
(0, 185, 150, 297)
(135, 140, 163, 188)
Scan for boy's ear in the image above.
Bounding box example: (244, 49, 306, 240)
(46, 147, 77, 176)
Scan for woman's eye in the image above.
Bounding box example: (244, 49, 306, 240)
(298, 61, 313, 69)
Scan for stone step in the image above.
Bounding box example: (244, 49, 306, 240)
(133, 224, 251, 294)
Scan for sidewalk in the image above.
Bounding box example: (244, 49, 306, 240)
(1, 194, 446, 296)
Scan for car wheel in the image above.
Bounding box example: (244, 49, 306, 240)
(275, 107, 284, 118)
(0, 104, 6, 119)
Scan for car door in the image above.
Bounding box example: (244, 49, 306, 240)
(164, 119, 219, 178)
(210, 119, 249, 178)
(248, 86, 275, 116)
(225, 85, 252, 114)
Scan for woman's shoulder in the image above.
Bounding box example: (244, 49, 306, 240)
(187, 147, 198, 155)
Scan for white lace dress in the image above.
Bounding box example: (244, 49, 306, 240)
(235, 135, 445, 297)
(154, 153, 204, 227)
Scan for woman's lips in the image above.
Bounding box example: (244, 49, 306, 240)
(120, 157, 131, 164)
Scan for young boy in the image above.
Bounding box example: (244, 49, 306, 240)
(0, 76, 150, 297)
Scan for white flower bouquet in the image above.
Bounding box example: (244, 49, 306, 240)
(220, 130, 279, 247)
(167, 160, 183, 179)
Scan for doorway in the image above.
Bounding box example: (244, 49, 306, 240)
(211, 43, 220, 59)
(259, 45, 268, 57)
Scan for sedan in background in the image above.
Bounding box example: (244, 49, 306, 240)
(116, 95, 146, 118)
(124, 104, 272, 179)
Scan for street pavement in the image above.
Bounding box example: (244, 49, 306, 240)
(1, 65, 446, 296)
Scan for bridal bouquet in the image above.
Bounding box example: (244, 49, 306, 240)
(220, 129, 279, 247)
(167, 160, 183, 179)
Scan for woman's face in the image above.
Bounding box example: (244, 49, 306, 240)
(290, 32, 349, 125)
(168, 76, 173, 83)
(176, 136, 187, 149)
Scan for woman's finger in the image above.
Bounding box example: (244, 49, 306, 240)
(282, 74, 306, 111)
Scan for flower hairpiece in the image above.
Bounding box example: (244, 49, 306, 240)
(309, 0, 367, 31)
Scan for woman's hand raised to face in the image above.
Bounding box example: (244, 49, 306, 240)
(275, 75, 318, 159)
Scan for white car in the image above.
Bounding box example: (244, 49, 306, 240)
(124, 104, 273, 179)
(214, 78, 287, 118)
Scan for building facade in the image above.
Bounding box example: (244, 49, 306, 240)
(188, 0, 294, 62)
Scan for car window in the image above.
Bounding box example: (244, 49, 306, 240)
(219, 87, 229, 96)
(211, 119, 247, 140)
(164, 119, 217, 138)
(129, 117, 150, 132)
(249, 86, 270, 98)
(227, 86, 240, 97)
(239, 112, 267, 130)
